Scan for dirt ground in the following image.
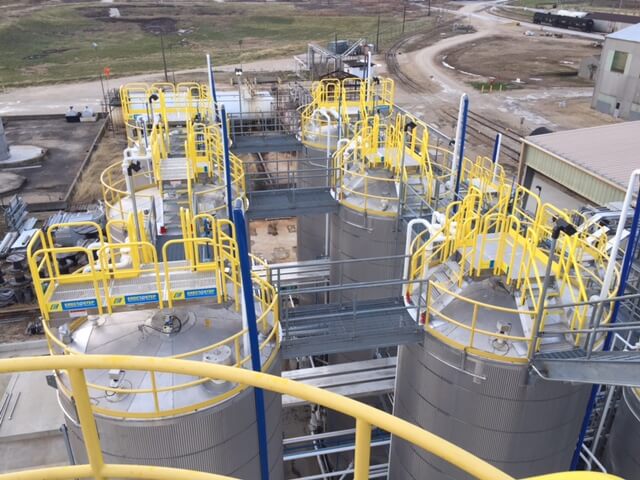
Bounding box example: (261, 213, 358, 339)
(443, 34, 599, 88)
(250, 218, 297, 264)
(71, 126, 127, 205)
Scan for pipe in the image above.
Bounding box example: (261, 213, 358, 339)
(122, 154, 143, 243)
(206, 54, 219, 122)
(221, 106, 234, 222)
(314, 109, 332, 259)
(491, 133, 502, 183)
(450, 93, 467, 188)
(453, 94, 469, 204)
(232, 199, 270, 480)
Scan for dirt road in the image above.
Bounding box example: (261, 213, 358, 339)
(385, 0, 615, 162)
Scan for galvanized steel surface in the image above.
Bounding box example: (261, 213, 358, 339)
(60, 358, 283, 478)
(604, 387, 640, 478)
(389, 335, 590, 479)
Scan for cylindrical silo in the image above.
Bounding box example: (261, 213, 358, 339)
(390, 334, 590, 479)
(52, 305, 283, 478)
(604, 387, 640, 478)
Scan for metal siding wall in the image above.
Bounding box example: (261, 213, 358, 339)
(523, 145, 624, 206)
(389, 336, 590, 480)
(61, 358, 283, 478)
(604, 387, 640, 478)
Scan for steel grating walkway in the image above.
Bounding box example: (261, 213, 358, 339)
(246, 187, 337, 220)
(281, 297, 422, 358)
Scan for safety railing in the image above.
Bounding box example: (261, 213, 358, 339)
(120, 82, 212, 125)
(0, 355, 622, 480)
(406, 190, 618, 361)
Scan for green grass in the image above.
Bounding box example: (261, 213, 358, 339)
(0, 2, 433, 87)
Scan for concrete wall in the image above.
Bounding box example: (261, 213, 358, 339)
(592, 37, 640, 120)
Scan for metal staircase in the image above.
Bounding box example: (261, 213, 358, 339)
(160, 157, 191, 234)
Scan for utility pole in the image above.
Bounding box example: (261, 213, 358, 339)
(428, 0, 431, 17)
(376, 15, 381, 51)
(159, 33, 168, 82)
(402, 2, 407, 33)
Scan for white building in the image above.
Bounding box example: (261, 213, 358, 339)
(591, 23, 640, 120)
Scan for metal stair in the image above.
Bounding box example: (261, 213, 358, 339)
(533, 348, 640, 386)
(160, 157, 191, 232)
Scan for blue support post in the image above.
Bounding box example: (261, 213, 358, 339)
(570, 186, 640, 470)
(221, 106, 234, 222)
(491, 133, 502, 165)
(232, 201, 270, 480)
(206, 54, 220, 123)
(453, 94, 469, 205)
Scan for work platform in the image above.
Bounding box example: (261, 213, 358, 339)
(247, 187, 337, 220)
(231, 134, 302, 154)
(281, 297, 422, 359)
(41, 262, 219, 314)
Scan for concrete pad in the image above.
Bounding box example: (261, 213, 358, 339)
(0, 371, 64, 441)
(0, 436, 68, 473)
(0, 145, 47, 167)
(0, 172, 25, 195)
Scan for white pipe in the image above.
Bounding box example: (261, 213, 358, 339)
(123, 153, 143, 243)
(451, 94, 467, 187)
(315, 109, 332, 259)
(595, 169, 640, 323)
(206, 54, 215, 121)
(366, 51, 373, 108)
(403, 219, 433, 298)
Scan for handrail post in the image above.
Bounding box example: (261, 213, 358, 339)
(67, 367, 105, 480)
(354, 418, 372, 480)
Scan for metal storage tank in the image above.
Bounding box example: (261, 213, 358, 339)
(604, 387, 640, 477)
(390, 193, 614, 480)
(53, 304, 283, 478)
(390, 334, 590, 479)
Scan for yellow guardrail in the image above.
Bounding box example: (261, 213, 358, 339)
(120, 82, 212, 125)
(299, 77, 395, 151)
(0, 355, 623, 480)
(26, 212, 263, 319)
(406, 188, 619, 362)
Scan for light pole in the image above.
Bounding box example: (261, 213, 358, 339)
(235, 67, 243, 128)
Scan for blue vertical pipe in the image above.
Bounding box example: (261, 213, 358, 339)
(570, 186, 640, 469)
(491, 133, 502, 164)
(221, 106, 234, 222)
(232, 201, 270, 480)
(453, 95, 469, 203)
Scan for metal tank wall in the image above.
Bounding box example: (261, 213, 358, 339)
(389, 335, 591, 480)
(604, 387, 640, 478)
(297, 146, 331, 262)
(329, 206, 404, 302)
(60, 359, 284, 479)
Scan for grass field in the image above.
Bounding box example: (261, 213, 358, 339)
(0, 1, 433, 87)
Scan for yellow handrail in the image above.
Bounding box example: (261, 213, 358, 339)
(0, 356, 623, 480)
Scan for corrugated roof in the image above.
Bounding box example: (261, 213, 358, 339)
(523, 121, 640, 191)
(606, 23, 640, 42)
